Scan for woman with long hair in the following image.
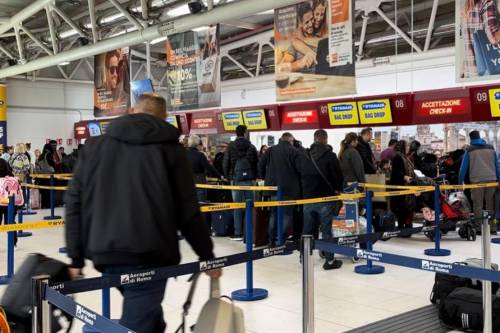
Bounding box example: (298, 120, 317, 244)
(9, 143, 31, 183)
(339, 132, 365, 184)
(390, 140, 416, 232)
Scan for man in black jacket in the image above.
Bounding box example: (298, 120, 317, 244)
(65, 94, 220, 333)
(259, 132, 301, 245)
(223, 125, 258, 240)
(300, 130, 344, 270)
(356, 127, 376, 174)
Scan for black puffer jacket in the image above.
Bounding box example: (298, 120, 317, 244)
(258, 140, 301, 199)
(222, 137, 258, 181)
(356, 137, 376, 174)
(299, 143, 343, 199)
(65, 113, 214, 269)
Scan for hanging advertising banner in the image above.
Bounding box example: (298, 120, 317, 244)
(130, 79, 154, 106)
(357, 99, 393, 124)
(456, 1, 500, 82)
(166, 25, 220, 111)
(0, 85, 6, 146)
(94, 48, 130, 117)
(274, 0, 356, 102)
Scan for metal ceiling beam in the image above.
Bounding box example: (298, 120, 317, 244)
(88, 0, 98, 43)
(0, 0, 53, 36)
(223, 19, 262, 30)
(108, 0, 143, 30)
(50, 5, 86, 38)
(140, 0, 149, 20)
(45, 6, 58, 54)
(14, 26, 24, 62)
(21, 26, 53, 55)
(0, 44, 14, 59)
(424, 0, 440, 51)
(0, 0, 302, 78)
(375, 7, 422, 53)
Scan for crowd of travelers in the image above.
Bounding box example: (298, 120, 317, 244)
(182, 125, 500, 271)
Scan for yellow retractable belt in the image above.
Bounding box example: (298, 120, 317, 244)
(0, 219, 64, 233)
(30, 173, 72, 180)
(254, 193, 365, 208)
(440, 182, 499, 190)
(22, 183, 68, 191)
(196, 184, 278, 191)
(200, 203, 246, 213)
(360, 183, 434, 192)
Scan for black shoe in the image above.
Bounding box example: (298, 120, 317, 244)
(323, 259, 343, 270)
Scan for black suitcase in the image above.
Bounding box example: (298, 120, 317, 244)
(373, 209, 396, 233)
(1, 253, 72, 332)
(211, 211, 234, 236)
(439, 287, 500, 332)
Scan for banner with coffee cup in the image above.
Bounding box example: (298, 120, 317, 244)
(94, 48, 131, 118)
(274, 0, 356, 102)
(165, 25, 221, 111)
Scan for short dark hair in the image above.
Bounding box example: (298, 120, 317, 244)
(281, 132, 294, 142)
(395, 140, 407, 154)
(297, 2, 312, 22)
(236, 125, 247, 137)
(314, 129, 328, 143)
(469, 130, 480, 140)
(388, 139, 398, 147)
(361, 127, 372, 135)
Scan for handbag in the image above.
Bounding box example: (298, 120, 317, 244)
(306, 150, 336, 195)
(175, 274, 245, 333)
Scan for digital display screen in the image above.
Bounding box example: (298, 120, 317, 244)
(221, 112, 243, 131)
(131, 79, 154, 106)
(242, 110, 268, 130)
(282, 110, 319, 124)
(87, 122, 102, 137)
(328, 102, 359, 126)
(166, 115, 179, 128)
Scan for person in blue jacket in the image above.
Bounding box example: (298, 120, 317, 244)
(459, 130, 500, 234)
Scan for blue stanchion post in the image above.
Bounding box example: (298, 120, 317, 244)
(276, 187, 284, 246)
(232, 199, 268, 301)
(355, 191, 385, 275)
(22, 175, 37, 215)
(0, 196, 15, 284)
(102, 284, 111, 319)
(17, 204, 32, 238)
(44, 175, 61, 220)
(425, 184, 451, 256)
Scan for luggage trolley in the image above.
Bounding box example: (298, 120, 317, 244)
(323, 185, 366, 263)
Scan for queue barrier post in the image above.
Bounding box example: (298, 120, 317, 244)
(482, 211, 493, 333)
(44, 175, 62, 220)
(22, 175, 37, 215)
(302, 235, 314, 333)
(31, 275, 51, 333)
(231, 199, 268, 301)
(425, 184, 451, 257)
(0, 196, 15, 284)
(17, 205, 33, 238)
(102, 282, 111, 319)
(355, 190, 385, 275)
(276, 187, 284, 246)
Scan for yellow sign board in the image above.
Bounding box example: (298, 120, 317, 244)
(489, 88, 500, 117)
(357, 99, 392, 124)
(0, 85, 6, 121)
(242, 110, 268, 130)
(222, 112, 243, 131)
(166, 115, 178, 128)
(328, 102, 359, 126)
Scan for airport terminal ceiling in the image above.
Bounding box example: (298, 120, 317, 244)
(0, 0, 455, 82)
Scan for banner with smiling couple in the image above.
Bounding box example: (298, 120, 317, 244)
(274, 0, 356, 102)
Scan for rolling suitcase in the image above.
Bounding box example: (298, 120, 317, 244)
(253, 193, 270, 247)
(211, 211, 234, 237)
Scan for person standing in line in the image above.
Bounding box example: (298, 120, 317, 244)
(459, 130, 500, 234)
(356, 128, 377, 174)
(380, 139, 397, 161)
(1, 146, 13, 162)
(259, 132, 301, 246)
(299, 130, 344, 270)
(223, 125, 258, 241)
(339, 132, 366, 185)
(390, 140, 415, 233)
(65, 94, 220, 333)
(9, 143, 31, 183)
(25, 143, 34, 165)
(186, 135, 221, 203)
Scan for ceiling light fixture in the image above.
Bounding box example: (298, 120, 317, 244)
(150, 36, 167, 45)
(99, 13, 124, 25)
(192, 26, 209, 32)
(58, 61, 71, 66)
(167, 5, 191, 17)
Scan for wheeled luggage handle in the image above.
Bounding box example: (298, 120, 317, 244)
(210, 277, 221, 299)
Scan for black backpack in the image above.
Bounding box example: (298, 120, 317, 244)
(439, 287, 500, 332)
(1, 253, 73, 332)
(430, 259, 499, 305)
(233, 149, 254, 182)
(373, 209, 396, 234)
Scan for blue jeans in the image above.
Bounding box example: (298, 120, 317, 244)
(231, 180, 254, 236)
(103, 265, 167, 333)
(303, 202, 337, 261)
(269, 195, 294, 243)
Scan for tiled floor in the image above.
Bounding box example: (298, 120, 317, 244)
(0, 208, 496, 332)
